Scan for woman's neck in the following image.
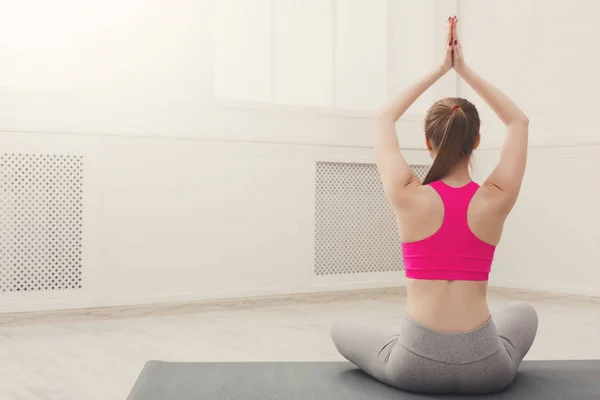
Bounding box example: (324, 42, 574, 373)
(440, 163, 472, 187)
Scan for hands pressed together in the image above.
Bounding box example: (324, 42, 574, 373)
(441, 16, 465, 74)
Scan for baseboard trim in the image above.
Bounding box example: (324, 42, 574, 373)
(489, 281, 600, 299)
(2, 284, 598, 327)
(0, 286, 406, 326)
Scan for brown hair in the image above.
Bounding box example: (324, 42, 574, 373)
(422, 97, 480, 185)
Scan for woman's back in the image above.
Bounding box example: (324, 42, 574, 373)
(397, 177, 506, 332)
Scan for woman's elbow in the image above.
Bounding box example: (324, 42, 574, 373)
(508, 115, 529, 129)
(516, 115, 529, 126)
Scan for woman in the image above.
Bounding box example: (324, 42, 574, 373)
(331, 17, 537, 395)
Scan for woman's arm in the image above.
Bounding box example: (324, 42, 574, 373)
(453, 19, 529, 212)
(375, 67, 446, 198)
(456, 65, 529, 127)
(375, 19, 454, 206)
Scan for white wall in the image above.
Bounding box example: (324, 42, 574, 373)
(0, 0, 446, 313)
(463, 0, 600, 296)
(460, 0, 600, 148)
(2, 0, 597, 314)
(0, 0, 451, 148)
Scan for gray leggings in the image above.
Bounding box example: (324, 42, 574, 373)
(331, 301, 538, 395)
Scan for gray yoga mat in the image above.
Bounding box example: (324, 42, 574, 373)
(127, 360, 600, 400)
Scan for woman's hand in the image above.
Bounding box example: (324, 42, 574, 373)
(440, 17, 454, 73)
(451, 17, 466, 73)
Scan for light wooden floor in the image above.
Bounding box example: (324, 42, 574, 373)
(0, 289, 599, 400)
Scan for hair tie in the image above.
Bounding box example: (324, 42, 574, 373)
(451, 105, 460, 112)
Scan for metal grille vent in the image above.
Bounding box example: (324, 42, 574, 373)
(315, 162, 429, 275)
(0, 154, 84, 292)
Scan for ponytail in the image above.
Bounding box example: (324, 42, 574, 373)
(422, 107, 469, 185)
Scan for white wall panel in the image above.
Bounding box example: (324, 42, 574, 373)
(214, 0, 272, 102)
(334, 0, 388, 111)
(0, 1, 80, 89)
(0, 0, 212, 136)
(273, 0, 333, 107)
(459, 0, 600, 148)
(388, 0, 438, 115)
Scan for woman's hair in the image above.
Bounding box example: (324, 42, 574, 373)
(422, 97, 480, 185)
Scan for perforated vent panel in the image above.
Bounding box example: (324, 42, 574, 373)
(315, 162, 429, 275)
(0, 154, 84, 292)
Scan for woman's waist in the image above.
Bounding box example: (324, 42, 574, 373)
(406, 279, 490, 333)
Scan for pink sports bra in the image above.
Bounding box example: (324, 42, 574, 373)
(401, 180, 496, 281)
